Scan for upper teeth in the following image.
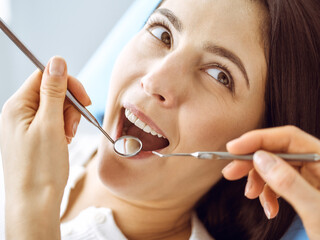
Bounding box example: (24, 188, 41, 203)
(125, 109, 166, 139)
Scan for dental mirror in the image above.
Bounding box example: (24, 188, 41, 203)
(0, 17, 143, 157)
(114, 136, 143, 157)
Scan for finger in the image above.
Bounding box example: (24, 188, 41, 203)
(67, 75, 91, 107)
(259, 184, 279, 219)
(253, 150, 320, 219)
(222, 160, 253, 180)
(63, 76, 91, 139)
(66, 136, 72, 144)
(13, 70, 42, 101)
(227, 125, 320, 155)
(38, 56, 68, 128)
(63, 102, 81, 138)
(301, 163, 320, 190)
(245, 169, 265, 199)
(304, 162, 320, 179)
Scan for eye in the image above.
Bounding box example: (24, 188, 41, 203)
(206, 68, 232, 89)
(149, 26, 172, 47)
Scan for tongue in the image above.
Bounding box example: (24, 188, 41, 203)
(127, 124, 169, 151)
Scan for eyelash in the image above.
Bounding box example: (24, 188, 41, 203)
(146, 17, 173, 47)
(145, 18, 235, 93)
(204, 64, 235, 93)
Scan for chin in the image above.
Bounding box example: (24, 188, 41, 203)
(95, 139, 166, 200)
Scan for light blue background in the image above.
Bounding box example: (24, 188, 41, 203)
(0, 0, 132, 108)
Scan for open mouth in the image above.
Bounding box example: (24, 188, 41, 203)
(119, 108, 170, 152)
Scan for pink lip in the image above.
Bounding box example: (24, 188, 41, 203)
(129, 150, 155, 159)
(123, 103, 167, 138)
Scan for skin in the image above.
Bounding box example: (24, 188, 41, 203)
(1, 0, 320, 240)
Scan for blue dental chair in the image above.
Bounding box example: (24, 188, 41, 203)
(77, 0, 309, 239)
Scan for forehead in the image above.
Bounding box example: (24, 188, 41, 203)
(160, 0, 266, 45)
(160, 0, 268, 89)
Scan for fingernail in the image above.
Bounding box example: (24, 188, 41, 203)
(66, 136, 72, 144)
(221, 161, 234, 175)
(244, 179, 252, 196)
(73, 122, 79, 137)
(49, 57, 65, 76)
(253, 151, 277, 174)
(264, 202, 271, 219)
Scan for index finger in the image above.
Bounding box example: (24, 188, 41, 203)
(226, 125, 320, 155)
(67, 75, 91, 107)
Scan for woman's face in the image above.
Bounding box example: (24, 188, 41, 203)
(98, 0, 268, 206)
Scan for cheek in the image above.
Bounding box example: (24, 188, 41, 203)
(178, 112, 235, 152)
(109, 33, 156, 91)
(177, 94, 265, 152)
(109, 45, 139, 90)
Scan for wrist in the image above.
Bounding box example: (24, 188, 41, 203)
(5, 187, 62, 240)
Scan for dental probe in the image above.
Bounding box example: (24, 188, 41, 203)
(152, 151, 320, 162)
(0, 18, 115, 145)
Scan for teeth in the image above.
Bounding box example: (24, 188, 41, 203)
(128, 113, 137, 123)
(124, 108, 166, 139)
(125, 109, 131, 118)
(135, 119, 146, 129)
(143, 125, 152, 133)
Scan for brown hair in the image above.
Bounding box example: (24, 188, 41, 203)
(195, 0, 320, 239)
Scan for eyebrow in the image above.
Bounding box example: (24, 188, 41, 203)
(154, 8, 183, 32)
(153, 8, 250, 89)
(204, 43, 250, 88)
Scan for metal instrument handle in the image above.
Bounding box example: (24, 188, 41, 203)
(0, 17, 115, 144)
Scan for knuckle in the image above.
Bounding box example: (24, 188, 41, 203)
(1, 99, 11, 116)
(284, 125, 301, 135)
(40, 83, 66, 100)
(1, 98, 23, 119)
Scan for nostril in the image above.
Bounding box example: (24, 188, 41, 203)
(151, 93, 165, 102)
(159, 95, 165, 101)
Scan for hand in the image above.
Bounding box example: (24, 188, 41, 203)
(222, 126, 320, 240)
(0, 56, 91, 239)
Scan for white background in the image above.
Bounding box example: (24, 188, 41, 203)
(0, 0, 132, 108)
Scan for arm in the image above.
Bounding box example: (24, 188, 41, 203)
(222, 126, 320, 240)
(0, 57, 91, 240)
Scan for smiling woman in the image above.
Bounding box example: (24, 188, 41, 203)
(1, 0, 320, 240)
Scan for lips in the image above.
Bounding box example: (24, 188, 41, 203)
(118, 104, 169, 152)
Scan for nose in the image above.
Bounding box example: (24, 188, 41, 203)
(140, 53, 189, 108)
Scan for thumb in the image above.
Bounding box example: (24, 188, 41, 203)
(253, 150, 320, 218)
(38, 56, 68, 122)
